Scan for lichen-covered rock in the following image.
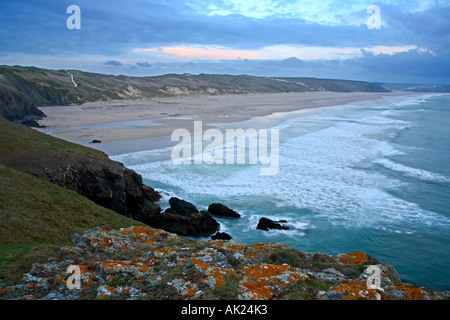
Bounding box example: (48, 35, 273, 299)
(337, 252, 369, 266)
(238, 264, 307, 300)
(0, 225, 447, 301)
(319, 278, 437, 300)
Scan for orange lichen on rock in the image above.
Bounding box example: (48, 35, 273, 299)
(119, 226, 159, 246)
(89, 233, 128, 252)
(169, 278, 200, 298)
(209, 241, 245, 254)
(96, 284, 140, 299)
(130, 258, 154, 274)
(99, 260, 131, 273)
(3, 225, 445, 301)
(98, 257, 156, 278)
(321, 278, 436, 300)
(152, 246, 180, 258)
(186, 288, 196, 298)
(86, 226, 166, 252)
(392, 284, 435, 300)
(0, 287, 12, 294)
(244, 243, 290, 260)
(325, 279, 385, 300)
(239, 263, 307, 300)
(120, 226, 153, 237)
(190, 258, 235, 288)
(339, 252, 369, 266)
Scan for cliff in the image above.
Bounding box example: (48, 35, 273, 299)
(0, 82, 45, 124)
(0, 117, 161, 226)
(0, 163, 149, 281)
(0, 225, 447, 300)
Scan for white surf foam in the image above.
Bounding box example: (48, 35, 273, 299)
(111, 94, 450, 235)
(374, 158, 450, 183)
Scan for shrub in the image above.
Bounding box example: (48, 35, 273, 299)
(263, 248, 304, 268)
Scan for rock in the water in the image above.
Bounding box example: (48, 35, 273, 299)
(256, 217, 289, 231)
(148, 198, 220, 237)
(211, 232, 232, 240)
(168, 197, 199, 216)
(208, 203, 241, 218)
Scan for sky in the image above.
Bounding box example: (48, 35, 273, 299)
(0, 0, 449, 84)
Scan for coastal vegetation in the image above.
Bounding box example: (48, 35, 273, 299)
(0, 66, 448, 300)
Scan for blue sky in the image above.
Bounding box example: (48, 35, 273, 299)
(0, 0, 449, 83)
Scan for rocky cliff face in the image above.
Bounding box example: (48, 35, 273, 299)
(10, 149, 162, 223)
(0, 118, 223, 238)
(35, 154, 162, 223)
(0, 225, 447, 300)
(0, 118, 162, 228)
(0, 87, 45, 124)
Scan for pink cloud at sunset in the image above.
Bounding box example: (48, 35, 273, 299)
(134, 46, 262, 60)
(134, 44, 431, 62)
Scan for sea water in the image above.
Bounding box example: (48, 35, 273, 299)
(112, 93, 450, 290)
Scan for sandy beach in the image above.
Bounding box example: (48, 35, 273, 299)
(36, 91, 407, 155)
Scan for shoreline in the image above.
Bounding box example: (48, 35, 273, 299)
(30, 91, 450, 292)
(36, 91, 411, 156)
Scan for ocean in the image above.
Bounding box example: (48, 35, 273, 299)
(112, 93, 450, 291)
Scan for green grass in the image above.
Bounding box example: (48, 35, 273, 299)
(0, 117, 106, 160)
(0, 65, 390, 112)
(0, 164, 146, 282)
(263, 248, 304, 268)
(281, 278, 335, 300)
(0, 118, 152, 282)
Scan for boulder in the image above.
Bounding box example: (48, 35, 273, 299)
(208, 203, 241, 218)
(211, 232, 232, 240)
(148, 198, 220, 237)
(256, 217, 289, 231)
(168, 197, 199, 217)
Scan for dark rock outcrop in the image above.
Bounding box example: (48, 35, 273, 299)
(207, 203, 241, 218)
(0, 119, 162, 226)
(166, 197, 199, 217)
(211, 232, 232, 240)
(256, 217, 289, 231)
(0, 88, 46, 124)
(148, 198, 220, 237)
(29, 155, 162, 224)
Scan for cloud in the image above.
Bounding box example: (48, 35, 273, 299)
(134, 44, 432, 61)
(0, 0, 448, 83)
(189, 0, 439, 26)
(134, 46, 263, 60)
(104, 60, 123, 66)
(136, 61, 152, 67)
